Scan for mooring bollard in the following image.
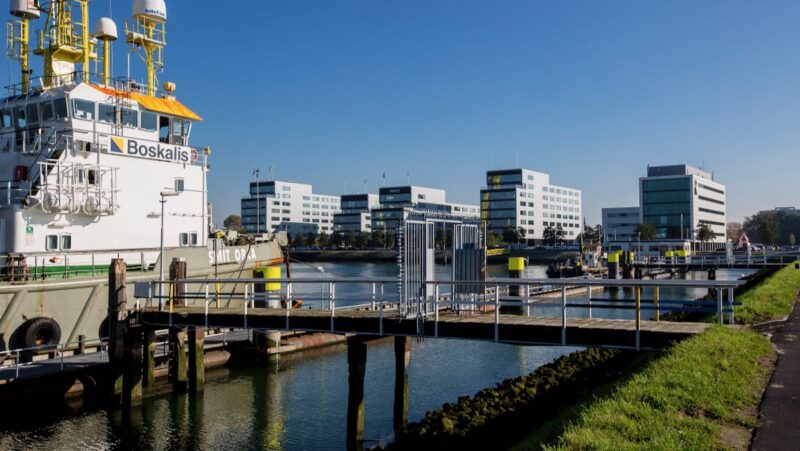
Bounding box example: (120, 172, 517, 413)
(507, 257, 525, 314)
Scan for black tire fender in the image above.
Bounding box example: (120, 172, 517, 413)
(20, 317, 62, 348)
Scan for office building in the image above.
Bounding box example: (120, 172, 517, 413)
(480, 169, 582, 243)
(639, 165, 726, 243)
(333, 193, 380, 234)
(371, 186, 479, 232)
(602, 207, 640, 244)
(241, 180, 340, 235)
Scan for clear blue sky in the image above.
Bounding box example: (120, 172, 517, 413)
(12, 1, 800, 225)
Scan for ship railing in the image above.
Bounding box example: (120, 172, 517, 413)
(0, 180, 32, 208)
(0, 337, 109, 380)
(2, 248, 160, 282)
(634, 253, 775, 268)
(138, 276, 744, 351)
(0, 126, 62, 155)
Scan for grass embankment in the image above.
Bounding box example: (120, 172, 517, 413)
(513, 263, 800, 450)
(514, 326, 773, 450)
(735, 263, 800, 324)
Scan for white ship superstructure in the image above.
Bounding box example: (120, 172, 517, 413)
(0, 1, 284, 353)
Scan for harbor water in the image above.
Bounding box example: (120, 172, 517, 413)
(0, 263, 753, 450)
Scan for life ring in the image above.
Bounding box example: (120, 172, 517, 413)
(19, 317, 62, 348)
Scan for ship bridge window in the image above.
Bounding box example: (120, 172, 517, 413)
(53, 98, 68, 119)
(159, 116, 170, 143)
(171, 119, 191, 146)
(26, 103, 39, 125)
(141, 111, 157, 131)
(13, 107, 26, 128)
(122, 108, 138, 128)
(41, 102, 54, 121)
(99, 104, 115, 124)
(0, 109, 10, 128)
(73, 100, 96, 120)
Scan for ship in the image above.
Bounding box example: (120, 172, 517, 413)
(0, 0, 285, 355)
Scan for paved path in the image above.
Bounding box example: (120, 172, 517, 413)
(751, 299, 800, 450)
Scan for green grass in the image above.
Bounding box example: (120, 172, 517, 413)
(512, 327, 774, 450)
(736, 264, 800, 324)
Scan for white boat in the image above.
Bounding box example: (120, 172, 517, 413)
(0, 0, 284, 354)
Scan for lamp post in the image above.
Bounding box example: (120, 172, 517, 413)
(253, 169, 260, 234)
(159, 191, 180, 309)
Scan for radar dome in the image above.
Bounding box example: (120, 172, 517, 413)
(133, 0, 167, 23)
(93, 17, 118, 40)
(10, 0, 40, 19)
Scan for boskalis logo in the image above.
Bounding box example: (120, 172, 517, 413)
(110, 136, 197, 163)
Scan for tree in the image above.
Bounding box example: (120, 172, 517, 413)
(726, 222, 743, 241)
(343, 232, 356, 248)
(291, 233, 305, 248)
(223, 214, 242, 231)
(303, 233, 316, 247)
(385, 231, 397, 249)
(317, 233, 331, 248)
(355, 232, 369, 249)
(542, 225, 565, 246)
(487, 233, 503, 247)
(634, 223, 656, 241)
(502, 226, 518, 245)
(743, 209, 800, 245)
(330, 231, 343, 247)
(517, 227, 527, 244)
(696, 223, 715, 243)
(435, 227, 447, 250)
(757, 219, 779, 245)
(790, 233, 797, 247)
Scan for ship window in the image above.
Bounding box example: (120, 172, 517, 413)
(159, 116, 170, 143)
(0, 109, 10, 128)
(60, 235, 72, 251)
(53, 98, 68, 119)
(13, 107, 26, 128)
(87, 169, 97, 185)
(179, 233, 189, 246)
(98, 104, 115, 123)
(46, 235, 58, 251)
(26, 103, 39, 125)
(190, 232, 198, 246)
(141, 111, 157, 131)
(174, 178, 184, 193)
(73, 100, 96, 120)
(41, 102, 54, 121)
(122, 108, 138, 128)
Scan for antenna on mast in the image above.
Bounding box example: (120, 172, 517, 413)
(8, 0, 41, 93)
(126, 0, 167, 96)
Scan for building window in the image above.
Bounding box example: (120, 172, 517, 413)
(46, 235, 58, 251)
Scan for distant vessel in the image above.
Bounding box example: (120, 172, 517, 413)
(0, 0, 284, 352)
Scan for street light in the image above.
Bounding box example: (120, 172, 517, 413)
(159, 191, 180, 309)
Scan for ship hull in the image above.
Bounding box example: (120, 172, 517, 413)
(0, 240, 283, 353)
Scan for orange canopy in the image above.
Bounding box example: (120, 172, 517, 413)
(89, 84, 203, 121)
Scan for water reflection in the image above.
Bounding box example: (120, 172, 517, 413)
(0, 264, 752, 450)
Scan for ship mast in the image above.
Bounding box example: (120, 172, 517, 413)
(125, 0, 167, 97)
(7, 0, 41, 93)
(32, 0, 95, 89)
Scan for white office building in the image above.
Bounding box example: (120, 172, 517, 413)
(241, 180, 340, 235)
(333, 193, 380, 234)
(371, 186, 479, 232)
(480, 169, 582, 242)
(639, 165, 726, 244)
(602, 207, 640, 244)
